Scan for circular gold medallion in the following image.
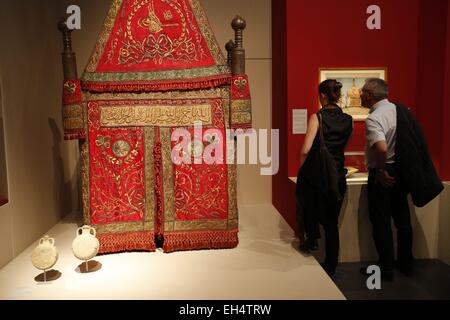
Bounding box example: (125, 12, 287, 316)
(112, 140, 131, 158)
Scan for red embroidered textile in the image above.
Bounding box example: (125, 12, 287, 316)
(231, 74, 252, 130)
(96, 1, 215, 72)
(63, 0, 251, 253)
(62, 80, 85, 140)
(81, 0, 230, 92)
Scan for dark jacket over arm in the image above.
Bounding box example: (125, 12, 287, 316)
(395, 103, 443, 207)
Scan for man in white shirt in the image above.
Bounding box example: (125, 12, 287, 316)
(360, 78, 413, 281)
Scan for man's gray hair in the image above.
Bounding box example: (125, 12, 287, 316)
(364, 78, 389, 100)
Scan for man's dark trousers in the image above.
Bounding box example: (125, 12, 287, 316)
(368, 163, 414, 274)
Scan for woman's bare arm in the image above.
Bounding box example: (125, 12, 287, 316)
(299, 114, 319, 167)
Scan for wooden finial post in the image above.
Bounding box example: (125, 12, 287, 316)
(225, 40, 235, 68)
(58, 15, 78, 80)
(231, 16, 246, 75)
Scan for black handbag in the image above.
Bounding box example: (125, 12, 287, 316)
(318, 112, 342, 203)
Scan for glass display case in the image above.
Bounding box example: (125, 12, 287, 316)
(344, 151, 368, 184)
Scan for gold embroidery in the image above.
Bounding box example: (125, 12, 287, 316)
(164, 221, 174, 231)
(189, 0, 226, 66)
(223, 89, 231, 128)
(63, 104, 82, 118)
(63, 118, 84, 130)
(231, 100, 252, 112)
(85, 0, 122, 72)
(161, 128, 175, 226)
(94, 221, 153, 234)
(234, 77, 247, 90)
(228, 146, 238, 221)
(64, 82, 77, 94)
(99, 104, 212, 127)
(144, 127, 155, 224)
(119, 0, 199, 66)
(174, 219, 228, 231)
(231, 112, 252, 125)
(112, 140, 131, 158)
(163, 9, 173, 20)
(138, 1, 178, 33)
(83, 87, 230, 101)
(95, 135, 111, 148)
(228, 219, 238, 229)
(90, 131, 146, 223)
(81, 140, 90, 225)
(174, 163, 228, 219)
(231, 100, 252, 125)
(82, 65, 230, 83)
(83, 102, 89, 135)
(82, 0, 229, 78)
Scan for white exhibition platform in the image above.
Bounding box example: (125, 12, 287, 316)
(0, 204, 345, 300)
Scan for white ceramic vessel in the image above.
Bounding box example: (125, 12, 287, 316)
(72, 225, 99, 261)
(31, 235, 58, 271)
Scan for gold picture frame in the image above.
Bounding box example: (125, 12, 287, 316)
(319, 67, 387, 121)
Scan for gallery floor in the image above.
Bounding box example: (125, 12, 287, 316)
(0, 204, 345, 300)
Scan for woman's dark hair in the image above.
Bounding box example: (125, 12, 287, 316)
(319, 79, 343, 104)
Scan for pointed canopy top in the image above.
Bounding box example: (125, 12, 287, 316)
(81, 0, 230, 92)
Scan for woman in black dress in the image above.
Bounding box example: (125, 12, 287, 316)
(296, 79, 353, 277)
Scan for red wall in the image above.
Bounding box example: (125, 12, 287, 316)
(286, 0, 420, 177)
(442, 2, 450, 181)
(273, 0, 450, 232)
(272, 0, 291, 224)
(415, 0, 449, 176)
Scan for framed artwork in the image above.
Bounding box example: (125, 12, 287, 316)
(319, 68, 387, 121)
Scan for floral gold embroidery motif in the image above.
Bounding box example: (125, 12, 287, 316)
(234, 77, 247, 90)
(90, 129, 146, 224)
(64, 81, 77, 94)
(96, 135, 111, 148)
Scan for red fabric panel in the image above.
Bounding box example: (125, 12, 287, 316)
(232, 75, 251, 100)
(62, 80, 85, 140)
(96, 0, 215, 73)
(88, 102, 146, 224)
(62, 80, 81, 105)
(171, 126, 229, 221)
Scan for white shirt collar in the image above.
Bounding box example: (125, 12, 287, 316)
(370, 98, 389, 113)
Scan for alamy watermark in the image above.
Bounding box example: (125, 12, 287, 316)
(365, 265, 382, 290)
(66, 5, 81, 30)
(171, 122, 279, 176)
(367, 5, 381, 30)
